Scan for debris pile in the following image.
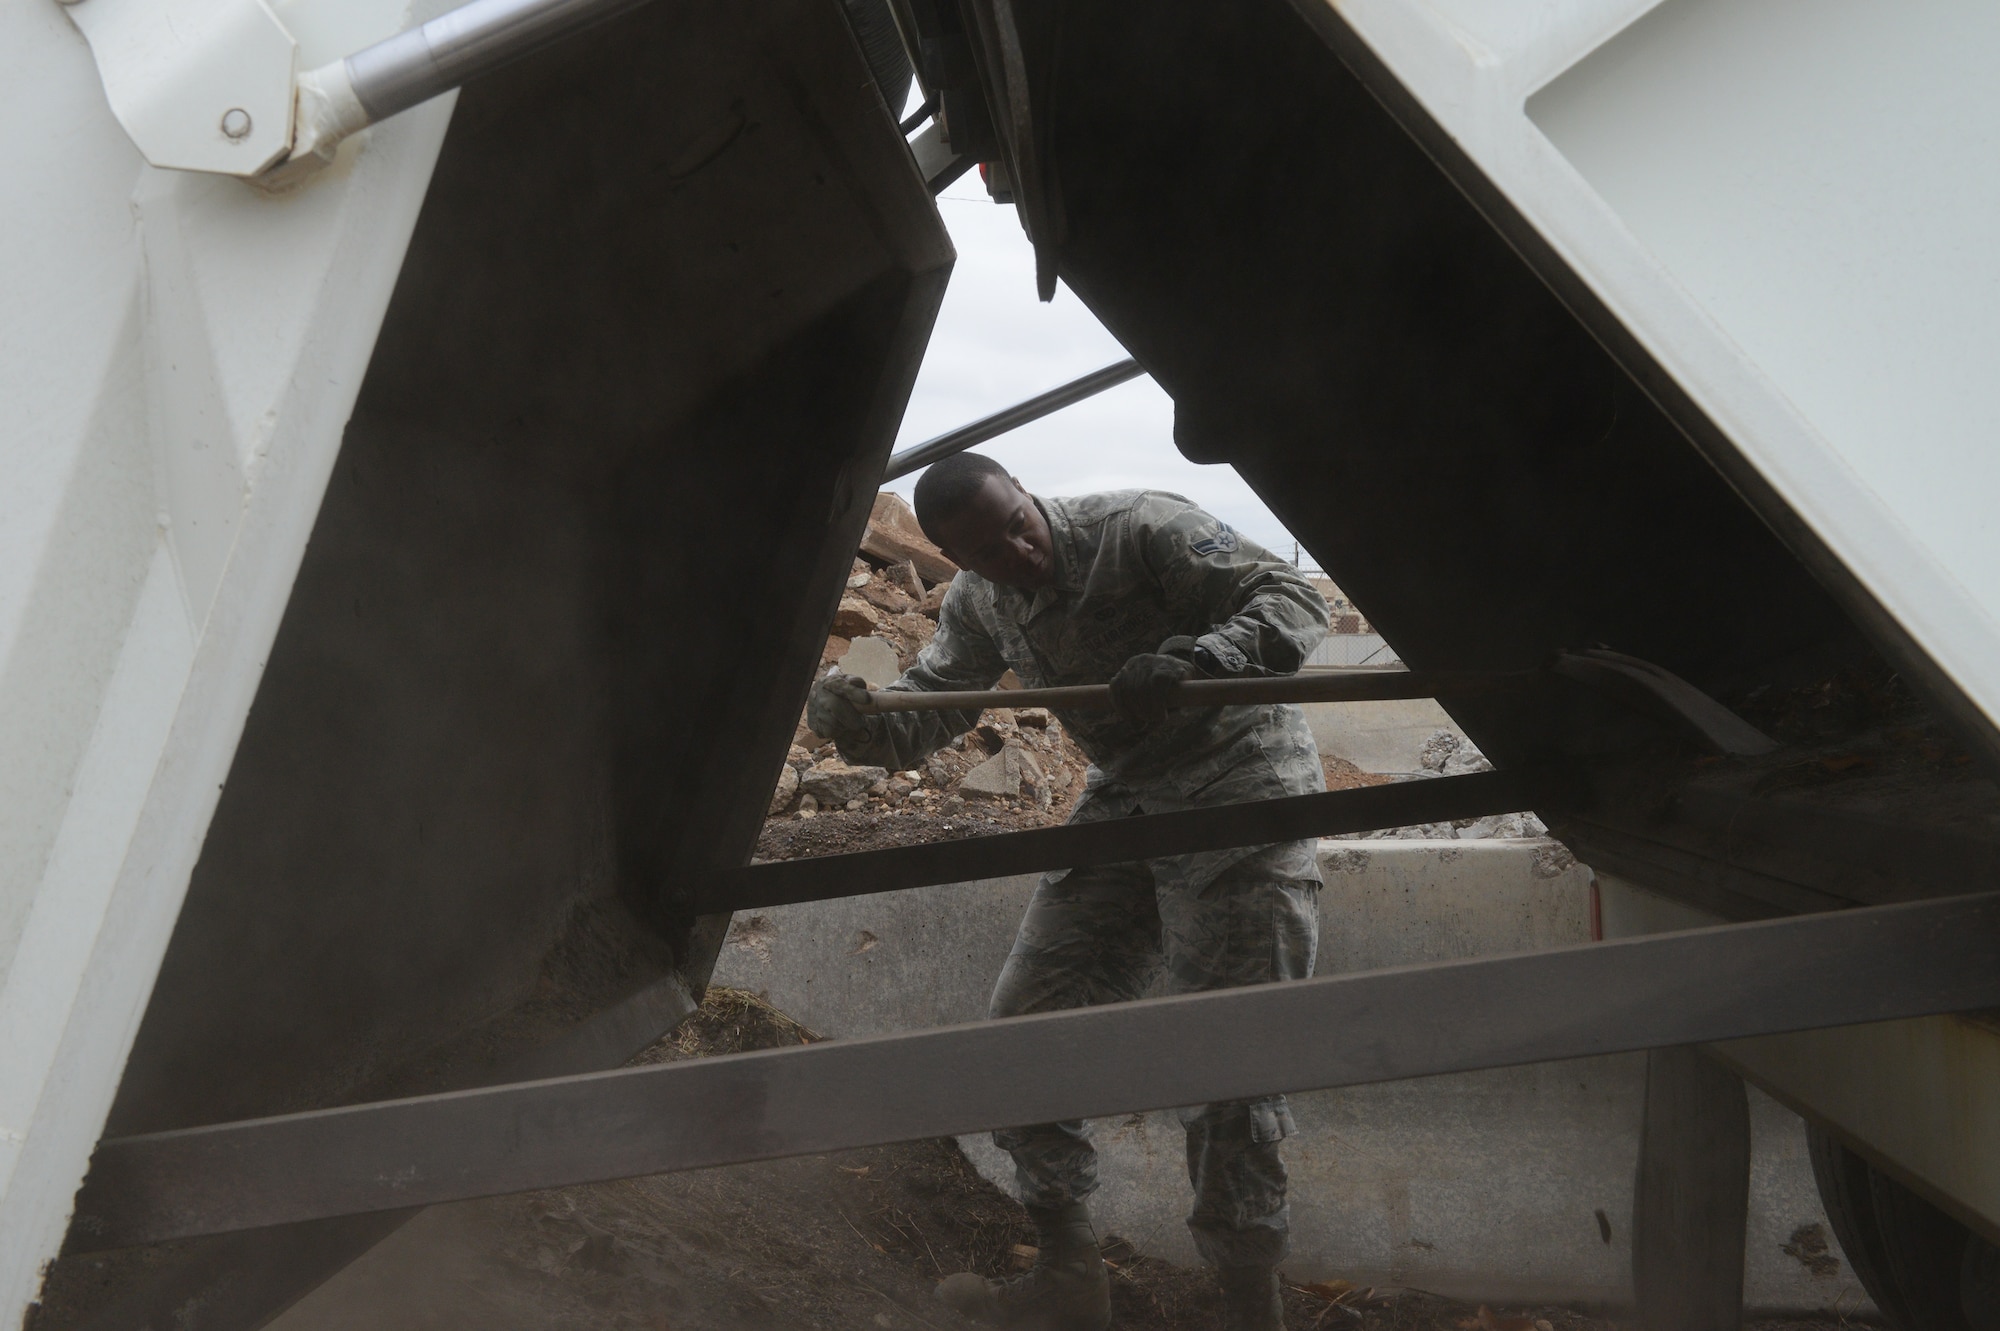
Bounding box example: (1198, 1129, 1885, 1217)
(818, 548, 943, 682)
(765, 500, 1555, 851)
(773, 703, 1091, 830)
(768, 493, 1092, 836)
(1339, 729, 1551, 841)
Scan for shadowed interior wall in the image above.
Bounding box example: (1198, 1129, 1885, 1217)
(1037, 0, 1869, 770)
(100, 0, 951, 1137)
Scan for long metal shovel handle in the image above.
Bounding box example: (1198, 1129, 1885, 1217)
(848, 670, 1531, 715)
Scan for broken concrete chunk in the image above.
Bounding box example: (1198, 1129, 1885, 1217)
(1450, 811, 1549, 841)
(884, 560, 924, 597)
(1012, 743, 1044, 779)
(961, 744, 1051, 806)
(837, 635, 901, 687)
(846, 571, 872, 590)
(1011, 745, 1051, 809)
(862, 582, 916, 614)
(1442, 750, 1493, 778)
(1418, 729, 1459, 772)
(867, 491, 922, 539)
(919, 580, 949, 620)
(831, 597, 882, 638)
(960, 750, 1020, 799)
(800, 761, 889, 805)
(890, 613, 934, 653)
(1016, 708, 1052, 728)
(1532, 841, 1576, 876)
(1419, 727, 1489, 776)
(861, 492, 958, 584)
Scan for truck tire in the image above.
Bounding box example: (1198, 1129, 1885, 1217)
(1808, 1123, 1970, 1331)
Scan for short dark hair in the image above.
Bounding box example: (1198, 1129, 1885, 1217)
(913, 451, 1011, 543)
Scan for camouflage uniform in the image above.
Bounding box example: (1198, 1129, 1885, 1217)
(835, 490, 1328, 1268)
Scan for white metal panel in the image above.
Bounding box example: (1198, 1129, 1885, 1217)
(1319, 0, 2000, 736)
(0, 0, 448, 1317)
(64, 0, 299, 175)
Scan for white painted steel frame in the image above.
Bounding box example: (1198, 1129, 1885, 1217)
(0, 1, 455, 1318)
(1304, 0, 2000, 744)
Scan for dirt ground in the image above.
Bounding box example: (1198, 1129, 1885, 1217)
(756, 753, 1390, 862)
(262, 989, 1875, 1331)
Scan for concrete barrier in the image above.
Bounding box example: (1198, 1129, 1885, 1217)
(711, 840, 1868, 1312)
(1299, 699, 1457, 775)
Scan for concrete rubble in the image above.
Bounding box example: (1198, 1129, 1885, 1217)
(770, 499, 1093, 826)
(799, 760, 889, 809)
(1337, 728, 1551, 842)
(859, 491, 959, 584)
(960, 742, 1053, 810)
(775, 505, 1549, 844)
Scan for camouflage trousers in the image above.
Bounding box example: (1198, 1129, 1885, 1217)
(987, 842, 1320, 1269)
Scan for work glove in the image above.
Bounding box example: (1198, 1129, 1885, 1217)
(1109, 648, 1197, 728)
(807, 671, 874, 745)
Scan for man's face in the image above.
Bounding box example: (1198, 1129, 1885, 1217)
(931, 474, 1057, 590)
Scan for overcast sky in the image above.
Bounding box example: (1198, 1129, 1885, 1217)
(884, 186, 1309, 564)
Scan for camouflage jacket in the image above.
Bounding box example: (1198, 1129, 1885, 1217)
(837, 491, 1329, 867)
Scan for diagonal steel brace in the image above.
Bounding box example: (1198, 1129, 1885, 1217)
(69, 890, 2000, 1251)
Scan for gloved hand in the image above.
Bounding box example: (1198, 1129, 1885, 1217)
(807, 671, 874, 743)
(1109, 651, 1197, 727)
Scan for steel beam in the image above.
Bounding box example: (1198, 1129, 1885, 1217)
(881, 360, 1146, 481)
(691, 766, 1557, 913)
(1632, 1047, 1752, 1331)
(70, 891, 2000, 1251)
(50, 976, 695, 1331)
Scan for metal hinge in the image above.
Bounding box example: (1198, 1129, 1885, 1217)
(61, 0, 299, 175)
(61, 0, 658, 181)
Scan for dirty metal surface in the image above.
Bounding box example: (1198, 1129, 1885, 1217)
(951, 0, 2000, 922)
(101, 0, 947, 1147)
(50, 977, 694, 1331)
(70, 890, 2000, 1249)
(39, 0, 949, 1325)
(689, 766, 1561, 913)
(1034, 0, 1856, 741)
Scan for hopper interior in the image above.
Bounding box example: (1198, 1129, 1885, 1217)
(36, 0, 948, 1325)
(954, 0, 2000, 923)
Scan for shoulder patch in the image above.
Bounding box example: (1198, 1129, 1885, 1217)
(1189, 524, 1240, 557)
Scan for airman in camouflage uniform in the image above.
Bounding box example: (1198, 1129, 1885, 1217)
(812, 461, 1327, 1331)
